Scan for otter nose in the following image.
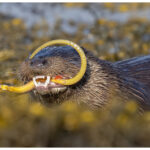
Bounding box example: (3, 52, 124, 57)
(30, 58, 48, 67)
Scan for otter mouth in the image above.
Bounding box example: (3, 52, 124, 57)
(33, 75, 67, 95)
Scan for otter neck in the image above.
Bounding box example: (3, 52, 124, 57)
(70, 55, 119, 109)
(70, 54, 150, 109)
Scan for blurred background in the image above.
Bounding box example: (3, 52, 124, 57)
(0, 3, 150, 147)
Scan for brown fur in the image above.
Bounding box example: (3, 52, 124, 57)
(18, 46, 150, 110)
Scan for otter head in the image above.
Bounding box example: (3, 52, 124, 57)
(18, 46, 84, 105)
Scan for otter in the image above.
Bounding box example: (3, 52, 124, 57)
(19, 46, 150, 110)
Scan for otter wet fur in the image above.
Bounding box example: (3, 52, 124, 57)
(18, 46, 150, 110)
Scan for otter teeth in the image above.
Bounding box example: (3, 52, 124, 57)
(51, 87, 67, 94)
(33, 76, 50, 88)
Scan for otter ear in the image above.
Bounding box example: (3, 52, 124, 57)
(80, 46, 86, 51)
(80, 46, 88, 55)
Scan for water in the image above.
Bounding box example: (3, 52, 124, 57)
(0, 3, 150, 34)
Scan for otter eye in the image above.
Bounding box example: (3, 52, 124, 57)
(30, 61, 34, 66)
(41, 59, 47, 65)
(30, 59, 48, 67)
